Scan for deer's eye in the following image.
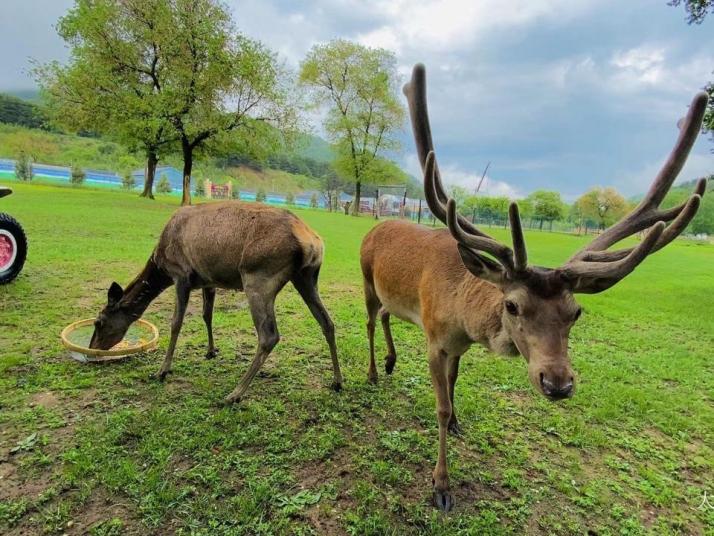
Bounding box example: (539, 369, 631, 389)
(573, 307, 582, 322)
(504, 300, 519, 316)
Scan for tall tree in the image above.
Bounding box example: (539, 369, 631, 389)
(163, 0, 294, 205)
(576, 187, 628, 230)
(37, 0, 177, 199)
(526, 190, 565, 230)
(299, 40, 404, 215)
(39, 0, 294, 205)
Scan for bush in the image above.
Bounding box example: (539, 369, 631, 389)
(195, 180, 205, 197)
(310, 192, 318, 209)
(156, 174, 172, 193)
(14, 152, 32, 181)
(256, 187, 266, 203)
(70, 165, 86, 185)
(286, 192, 295, 205)
(230, 181, 240, 199)
(121, 171, 136, 190)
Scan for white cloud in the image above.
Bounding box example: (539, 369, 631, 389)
(618, 152, 713, 197)
(402, 152, 524, 199)
(355, 0, 596, 53)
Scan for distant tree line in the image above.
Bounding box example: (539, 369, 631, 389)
(452, 177, 714, 235)
(0, 94, 48, 130)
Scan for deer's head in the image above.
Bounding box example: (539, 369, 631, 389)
(404, 64, 708, 401)
(89, 282, 133, 350)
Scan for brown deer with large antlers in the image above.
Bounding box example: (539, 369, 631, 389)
(88, 202, 343, 403)
(360, 64, 708, 511)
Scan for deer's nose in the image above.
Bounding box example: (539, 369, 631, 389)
(540, 373, 574, 400)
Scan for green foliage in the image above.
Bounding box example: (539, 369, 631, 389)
(526, 190, 566, 228)
(121, 171, 136, 191)
(458, 194, 511, 224)
(669, 1, 713, 150)
(156, 174, 171, 193)
(38, 0, 295, 205)
(300, 39, 405, 214)
(194, 180, 205, 198)
(14, 152, 32, 181)
(286, 191, 295, 205)
(70, 165, 85, 185)
(669, 0, 713, 23)
(0, 94, 46, 129)
(310, 192, 318, 209)
(0, 123, 142, 171)
(575, 187, 628, 230)
(256, 187, 266, 202)
(662, 177, 714, 234)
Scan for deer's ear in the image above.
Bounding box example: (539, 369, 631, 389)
(107, 282, 124, 306)
(457, 244, 506, 286)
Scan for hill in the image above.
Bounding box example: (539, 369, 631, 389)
(0, 122, 322, 194)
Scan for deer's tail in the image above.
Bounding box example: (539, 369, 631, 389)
(291, 218, 324, 269)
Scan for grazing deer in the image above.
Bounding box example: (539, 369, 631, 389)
(89, 202, 343, 403)
(360, 64, 708, 511)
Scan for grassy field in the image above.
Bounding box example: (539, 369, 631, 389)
(0, 182, 713, 535)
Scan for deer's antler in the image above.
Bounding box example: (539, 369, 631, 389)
(561, 91, 708, 292)
(405, 64, 529, 277)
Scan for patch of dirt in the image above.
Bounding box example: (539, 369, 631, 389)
(65, 488, 145, 536)
(28, 391, 60, 409)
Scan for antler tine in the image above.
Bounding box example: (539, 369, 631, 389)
(423, 151, 447, 223)
(562, 221, 666, 293)
(641, 91, 708, 210)
(578, 192, 702, 263)
(404, 64, 491, 238)
(446, 199, 515, 272)
(570, 91, 708, 260)
(509, 202, 527, 272)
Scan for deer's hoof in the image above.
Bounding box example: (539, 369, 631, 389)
(448, 420, 463, 437)
(384, 355, 396, 375)
(367, 373, 378, 385)
(331, 380, 343, 392)
(223, 394, 241, 406)
(433, 489, 453, 512)
(205, 348, 220, 360)
(153, 369, 171, 382)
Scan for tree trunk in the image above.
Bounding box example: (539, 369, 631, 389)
(351, 180, 361, 216)
(181, 142, 193, 206)
(140, 150, 158, 199)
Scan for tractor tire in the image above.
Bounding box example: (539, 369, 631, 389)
(0, 212, 27, 284)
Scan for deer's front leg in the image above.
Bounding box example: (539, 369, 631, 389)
(447, 354, 462, 436)
(428, 344, 453, 511)
(156, 280, 191, 381)
(202, 287, 219, 360)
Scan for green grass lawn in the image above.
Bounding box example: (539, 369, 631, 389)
(1, 182, 713, 535)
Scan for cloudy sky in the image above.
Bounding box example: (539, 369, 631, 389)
(0, 0, 711, 199)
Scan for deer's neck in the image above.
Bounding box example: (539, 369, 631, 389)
(459, 276, 518, 356)
(120, 255, 173, 320)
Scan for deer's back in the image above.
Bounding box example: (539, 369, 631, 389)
(361, 221, 474, 327)
(155, 202, 322, 287)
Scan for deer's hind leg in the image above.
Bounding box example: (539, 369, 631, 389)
(202, 287, 219, 360)
(224, 271, 289, 404)
(292, 267, 343, 391)
(364, 278, 381, 384)
(380, 308, 397, 375)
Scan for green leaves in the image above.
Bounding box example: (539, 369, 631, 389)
(299, 39, 405, 213)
